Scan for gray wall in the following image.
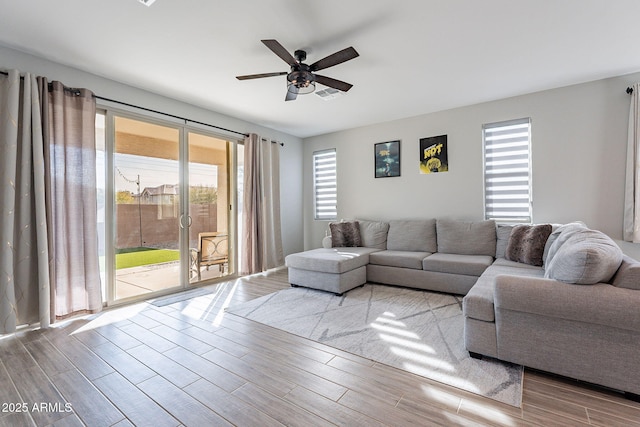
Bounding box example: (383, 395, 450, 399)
(303, 72, 640, 259)
(0, 44, 304, 258)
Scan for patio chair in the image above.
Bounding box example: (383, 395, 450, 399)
(190, 232, 228, 281)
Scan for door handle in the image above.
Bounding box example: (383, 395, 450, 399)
(179, 215, 193, 228)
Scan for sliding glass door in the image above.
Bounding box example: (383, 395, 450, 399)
(98, 112, 235, 305)
(187, 131, 234, 283)
(113, 116, 182, 300)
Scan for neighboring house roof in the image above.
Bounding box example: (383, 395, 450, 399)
(141, 184, 178, 197)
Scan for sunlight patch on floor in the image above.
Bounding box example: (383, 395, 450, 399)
(71, 302, 148, 333)
(455, 398, 518, 426)
(406, 361, 479, 392)
(373, 310, 478, 392)
(390, 347, 456, 372)
(417, 383, 462, 408)
(370, 322, 421, 339)
(377, 333, 436, 354)
(179, 279, 240, 327)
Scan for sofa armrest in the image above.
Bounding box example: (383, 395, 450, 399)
(494, 275, 640, 332)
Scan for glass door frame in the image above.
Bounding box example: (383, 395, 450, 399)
(102, 108, 239, 307)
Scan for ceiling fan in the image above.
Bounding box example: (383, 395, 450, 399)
(236, 39, 359, 101)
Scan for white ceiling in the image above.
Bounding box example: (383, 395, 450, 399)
(2, 0, 640, 138)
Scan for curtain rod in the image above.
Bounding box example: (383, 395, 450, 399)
(96, 94, 250, 138)
(98, 95, 284, 146)
(0, 70, 284, 146)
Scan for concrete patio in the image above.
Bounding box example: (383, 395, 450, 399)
(114, 261, 227, 300)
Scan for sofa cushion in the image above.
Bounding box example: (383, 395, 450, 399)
(436, 219, 496, 256)
(495, 224, 514, 258)
(386, 219, 437, 252)
(369, 250, 431, 270)
(505, 224, 552, 267)
(544, 229, 623, 285)
(330, 221, 361, 247)
(285, 247, 379, 274)
(543, 221, 587, 266)
(463, 264, 545, 322)
(611, 255, 640, 290)
(357, 219, 390, 249)
(422, 253, 493, 276)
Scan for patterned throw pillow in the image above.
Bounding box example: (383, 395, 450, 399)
(330, 221, 362, 247)
(505, 224, 553, 266)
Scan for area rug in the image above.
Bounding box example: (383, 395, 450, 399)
(226, 284, 523, 407)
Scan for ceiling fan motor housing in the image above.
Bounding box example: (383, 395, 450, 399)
(294, 49, 307, 62)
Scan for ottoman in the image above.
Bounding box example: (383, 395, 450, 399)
(285, 247, 380, 295)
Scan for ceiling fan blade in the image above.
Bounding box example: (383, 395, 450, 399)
(285, 86, 298, 101)
(236, 71, 287, 80)
(309, 47, 359, 72)
(314, 74, 353, 92)
(262, 39, 298, 66)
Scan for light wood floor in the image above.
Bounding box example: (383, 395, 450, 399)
(1, 268, 639, 427)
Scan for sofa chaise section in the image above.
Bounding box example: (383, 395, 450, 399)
(464, 223, 640, 400)
(494, 274, 640, 398)
(285, 247, 380, 295)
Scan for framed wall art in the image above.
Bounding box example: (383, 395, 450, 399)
(374, 140, 401, 178)
(419, 134, 448, 174)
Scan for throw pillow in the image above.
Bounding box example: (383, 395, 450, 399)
(330, 221, 362, 247)
(505, 224, 552, 266)
(543, 221, 588, 266)
(544, 229, 623, 285)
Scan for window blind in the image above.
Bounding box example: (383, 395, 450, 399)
(313, 149, 337, 220)
(483, 118, 532, 223)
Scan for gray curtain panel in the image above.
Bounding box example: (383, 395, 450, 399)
(38, 78, 102, 319)
(0, 70, 51, 333)
(241, 134, 284, 274)
(624, 82, 640, 242)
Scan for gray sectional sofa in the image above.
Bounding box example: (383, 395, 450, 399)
(284, 218, 640, 400)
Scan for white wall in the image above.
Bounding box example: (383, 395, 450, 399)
(0, 44, 304, 257)
(303, 72, 640, 259)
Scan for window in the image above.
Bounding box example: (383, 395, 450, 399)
(313, 149, 337, 220)
(483, 118, 532, 223)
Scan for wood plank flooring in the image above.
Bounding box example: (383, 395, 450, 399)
(1, 268, 639, 426)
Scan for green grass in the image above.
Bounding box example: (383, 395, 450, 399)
(115, 247, 156, 255)
(114, 247, 180, 270)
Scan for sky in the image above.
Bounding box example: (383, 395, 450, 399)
(114, 153, 217, 194)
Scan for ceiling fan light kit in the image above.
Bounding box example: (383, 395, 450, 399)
(287, 70, 315, 95)
(237, 39, 359, 101)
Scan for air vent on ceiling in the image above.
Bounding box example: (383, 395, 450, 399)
(138, 0, 157, 6)
(315, 87, 344, 101)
